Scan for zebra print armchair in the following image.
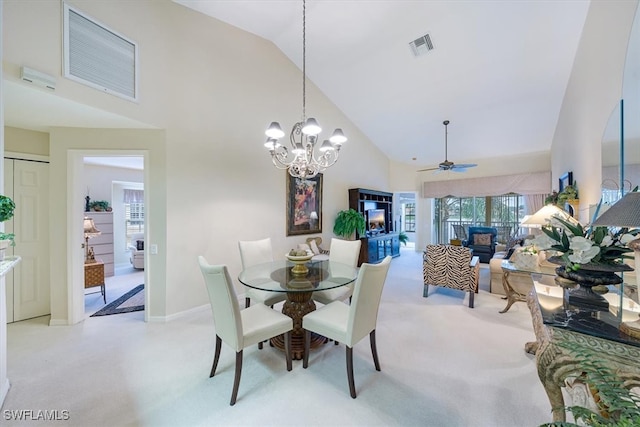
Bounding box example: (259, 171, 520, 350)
(423, 244, 480, 308)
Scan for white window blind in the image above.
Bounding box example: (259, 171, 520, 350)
(63, 3, 138, 101)
(123, 189, 144, 204)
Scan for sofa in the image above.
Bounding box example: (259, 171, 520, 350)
(463, 226, 497, 263)
(129, 232, 145, 269)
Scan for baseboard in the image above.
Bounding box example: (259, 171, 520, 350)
(146, 303, 210, 323)
(48, 318, 69, 326)
(0, 378, 10, 408)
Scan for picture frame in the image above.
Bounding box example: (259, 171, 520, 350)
(559, 171, 573, 191)
(286, 173, 323, 236)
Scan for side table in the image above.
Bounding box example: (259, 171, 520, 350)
(500, 259, 555, 313)
(84, 260, 106, 303)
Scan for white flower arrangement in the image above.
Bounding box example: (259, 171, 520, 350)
(529, 214, 638, 271)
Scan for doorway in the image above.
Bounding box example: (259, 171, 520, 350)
(69, 150, 150, 324)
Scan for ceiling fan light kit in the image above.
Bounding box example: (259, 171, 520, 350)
(418, 120, 477, 173)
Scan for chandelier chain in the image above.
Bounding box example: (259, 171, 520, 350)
(302, 0, 306, 121)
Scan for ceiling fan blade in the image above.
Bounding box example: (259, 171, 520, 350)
(453, 163, 477, 169)
(451, 167, 468, 173)
(417, 166, 440, 172)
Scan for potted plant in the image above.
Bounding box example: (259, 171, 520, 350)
(399, 231, 409, 246)
(90, 200, 111, 212)
(557, 183, 579, 205)
(0, 195, 16, 255)
(333, 209, 366, 240)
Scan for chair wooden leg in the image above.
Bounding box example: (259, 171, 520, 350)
(284, 331, 292, 371)
(210, 335, 222, 378)
(369, 330, 381, 371)
(258, 341, 263, 350)
(230, 350, 243, 406)
(245, 297, 250, 308)
(303, 330, 311, 368)
(346, 346, 356, 398)
(469, 290, 475, 308)
(423, 284, 429, 297)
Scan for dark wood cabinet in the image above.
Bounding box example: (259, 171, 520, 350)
(348, 188, 400, 265)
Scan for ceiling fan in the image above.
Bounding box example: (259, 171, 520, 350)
(417, 120, 477, 173)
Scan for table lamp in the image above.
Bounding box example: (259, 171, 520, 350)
(83, 217, 101, 264)
(521, 204, 576, 227)
(591, 192, 640, 338)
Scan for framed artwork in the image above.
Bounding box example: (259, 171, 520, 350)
(286, 173, 322, 236)
(559, 171, 573, 191)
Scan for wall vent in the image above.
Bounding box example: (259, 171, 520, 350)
(21, 67, 56, 90)
(63, 3, 138, 101)
(409, 34, 434, 57)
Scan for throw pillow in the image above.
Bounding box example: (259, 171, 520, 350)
(309, 239, 320, 255)
(136, 240, 144, 251)
(473, 233, 492, 246)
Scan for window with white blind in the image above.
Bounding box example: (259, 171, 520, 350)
(124, 189, 144, 248)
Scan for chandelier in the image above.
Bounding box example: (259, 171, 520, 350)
(263, 0, 347, 179)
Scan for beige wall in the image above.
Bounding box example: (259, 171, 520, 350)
(5, 127, 49, 156)
(3, 0, 390, 321)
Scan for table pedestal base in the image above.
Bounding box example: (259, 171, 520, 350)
(271, 290, 325, 360)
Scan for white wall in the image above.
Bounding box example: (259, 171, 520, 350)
(3, 0, 390, 321)
(552, 0, 638, 224)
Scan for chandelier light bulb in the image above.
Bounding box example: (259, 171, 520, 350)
(264, 138, 281, 150)
(265, 122, 285, 139)
(319, 140, 334, 152)
(301, 118, 321, 136)
(292, 142, 305, 155)
(329, 128, 347, 145)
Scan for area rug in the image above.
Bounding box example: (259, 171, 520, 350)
(91, 284, 144, 316)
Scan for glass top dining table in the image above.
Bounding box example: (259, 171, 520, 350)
(238, 260, 358, 293)
(238, 259, 358, 360)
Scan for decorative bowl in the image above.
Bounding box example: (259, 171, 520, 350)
(285, 253, 313, 275)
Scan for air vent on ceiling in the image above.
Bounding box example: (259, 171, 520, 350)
(409, 34, 434, 57)
(63, 3, 138, 101)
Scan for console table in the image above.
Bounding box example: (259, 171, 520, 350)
(527, 273, 640, 422)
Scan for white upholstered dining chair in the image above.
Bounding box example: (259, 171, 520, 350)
(238, 238, 287, 309)
(312, 238, 361, 305)
(198, 256, 293, 406)
(303, 256, 392, 398)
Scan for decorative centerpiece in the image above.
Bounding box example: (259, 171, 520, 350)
(511, 245, 539, 270)
(285, 249, 313, 276)
(530, 214, 638, 309)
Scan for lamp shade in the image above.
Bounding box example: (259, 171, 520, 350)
(83, 217, 101, 238)
(521, 204, 574, 226)
(591, 192, 640, 228)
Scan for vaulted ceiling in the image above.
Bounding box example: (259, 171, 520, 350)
(3, 1, 592, 171)
(174, 0, 590, 170)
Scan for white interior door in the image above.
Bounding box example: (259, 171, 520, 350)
(4, 158, 50, 322)
(4, 160, 14, 323)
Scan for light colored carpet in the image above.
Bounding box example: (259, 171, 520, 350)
(4, 249, 553, 426)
